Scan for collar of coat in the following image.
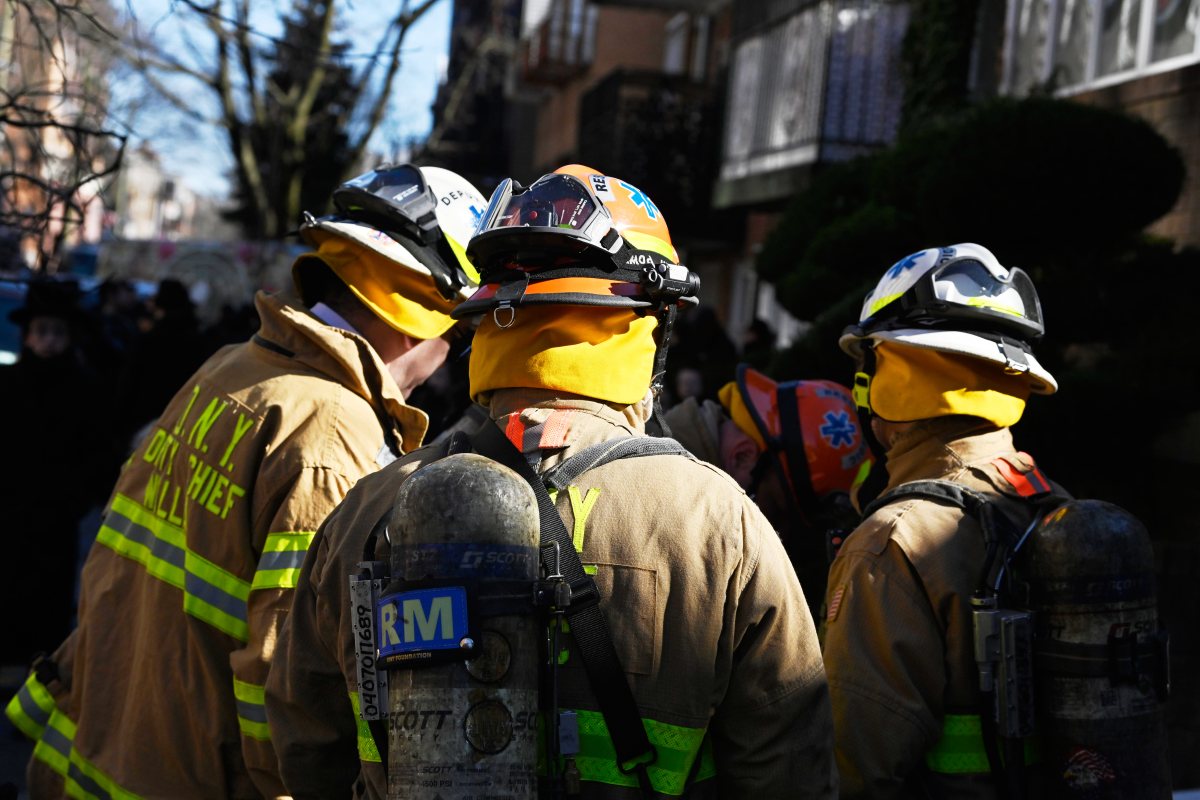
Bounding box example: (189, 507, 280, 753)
(254, 290, 429, 454)
(485, 387, 653, 464)
(881, 417, 1015, 494)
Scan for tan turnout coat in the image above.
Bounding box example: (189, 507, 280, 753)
(822, 419, 1069, 799)
(6, 291, 426, 799)
(266, 388, 836, 799)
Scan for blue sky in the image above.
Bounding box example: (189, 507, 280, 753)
(116, 0, 453, 199)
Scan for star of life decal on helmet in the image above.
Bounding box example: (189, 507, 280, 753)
(619, 180, 660, 221)
(819, 410, 858, 449)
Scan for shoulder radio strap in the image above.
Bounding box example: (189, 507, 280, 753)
(470, 422, 658, 797)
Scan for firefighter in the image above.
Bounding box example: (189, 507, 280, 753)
(265, 165, 836, 798)
(664, 366, 869, 613)
(4, 164, 488, 799)
(822, 243, 1071, 798)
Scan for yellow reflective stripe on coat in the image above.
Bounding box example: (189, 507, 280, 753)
(251, 531, 316, 590)
(27, 706, 144, 800)
(349, 692, 382, 763)
(233, 678, 270, 741)
(97, 493, 251, 641)
(925, 714, 1039, 774)
(5, 671, 55, 741)
(571, 709, 714, 795)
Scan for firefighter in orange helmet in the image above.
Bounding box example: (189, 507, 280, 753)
(665, 365, 870, 613)
(263, 165, 836, 798)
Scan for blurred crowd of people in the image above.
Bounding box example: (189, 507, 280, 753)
(0, 277, 258, 667)
(0, 269, 781, 671)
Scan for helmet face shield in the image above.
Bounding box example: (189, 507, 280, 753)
(841, 243, 1057, 395)
(472, 174, 621, 260)
(862, 246, 1044, 342)
(333, 164, 440, 245)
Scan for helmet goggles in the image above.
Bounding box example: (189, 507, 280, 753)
(333, 163, 440, 247)
(470, 172, 623, 264)
(456, 171, 698, 319)
(861, 254, 1044, 343)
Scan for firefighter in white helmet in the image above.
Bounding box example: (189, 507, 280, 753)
(823, 243, 1073, 798)
(4, 164, 487, 799)
(266, 165, 836, 798)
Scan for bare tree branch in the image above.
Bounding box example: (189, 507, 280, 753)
(344, 0, 440, 175)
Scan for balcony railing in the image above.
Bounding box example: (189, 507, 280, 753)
(520, 0, 598, 85)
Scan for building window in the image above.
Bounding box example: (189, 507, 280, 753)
(720, 1, 908, 182)
(691, 15, 711, 81)
(1155, 0, 1200, 61)
(664, 12, 688, 75)
(1003, 0, 1200, 95)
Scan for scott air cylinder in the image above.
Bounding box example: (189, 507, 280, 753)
(381, 453, 540, 799)
(1017, 499, 1171, 798)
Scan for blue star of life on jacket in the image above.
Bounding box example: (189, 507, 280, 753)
(619, 180, 660, 221)
(820, 411, 857, 448)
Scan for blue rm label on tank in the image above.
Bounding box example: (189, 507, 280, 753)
(376, 586, 469, 665)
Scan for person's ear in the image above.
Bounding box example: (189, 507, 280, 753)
(720, 420, 761, 490)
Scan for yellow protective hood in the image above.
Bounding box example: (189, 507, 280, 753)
(293, 232, 458, 340)
(871, 340, 1031, 428)
(470, 305, 658, 405)
(717, 380, 767, 452)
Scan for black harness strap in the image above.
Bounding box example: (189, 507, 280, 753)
(542, 436, 692, 491)
(470, 422, 658, 796)
(863, 480, 1010, 591)
(776, 382, 819, 517)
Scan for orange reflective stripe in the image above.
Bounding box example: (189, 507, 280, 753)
(1016, 452, 1051, 493)
(505, 414, 527, 450)
(539, 411, 571, 449)
(526, 278, 640, 296)
(474, 278, 642, 300)
(992, 455, 1044, 497)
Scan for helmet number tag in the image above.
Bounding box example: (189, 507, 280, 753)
(377, 586, 472, 667)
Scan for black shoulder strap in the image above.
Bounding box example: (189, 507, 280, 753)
(470, 422, 658, 795)
(863, 479, 1014, 592)
(862, 479, 995, 528)
(542, 435, 692, 491)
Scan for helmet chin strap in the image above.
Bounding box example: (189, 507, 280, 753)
(645, 302, 678, 438)
(853, 342, 892, 508)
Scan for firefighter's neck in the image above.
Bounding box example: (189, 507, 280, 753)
(871, 417, 916, 452)
(873, 415, 996, 453)
(336, 300, 450, 398)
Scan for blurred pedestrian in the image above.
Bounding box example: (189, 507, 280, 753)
(742, 316, 777, 370)
(113, 278, 210, 443)
(665, 304, 738, 405)
(0, 281, 103, 667)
